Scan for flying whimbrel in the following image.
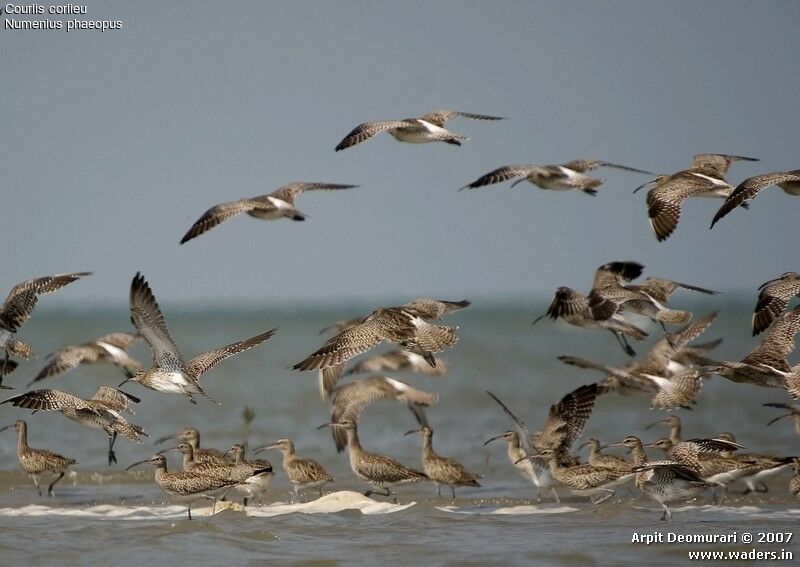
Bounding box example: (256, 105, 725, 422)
(125, 273, 277, 403)
(461, 159, 652, 195)
(0, 419, 76, 496)
(750, 272, 800, 336)
(320, 419, 427, 502)
(405, 406, 480, 498)
(126, 454, 241, 520)
(344, 349, 447, 378)
(711, 170, 800, 228)
(2, 386, 145, 465)
(635, 153, 759, 241)
(179, 182, 359, 244)
(0, 272, 91, 385)
(28, 331, 142, 387)
(310, 299, 468, 397)
(327, 375, 438, 452)
(334, 110, 504, 151)
(255, 438, 334, 501)
(764, 402, 800, 436)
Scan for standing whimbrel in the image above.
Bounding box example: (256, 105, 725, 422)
(309, 299, 468, 397)
(179, 182, 358, 244)
(578, 439, 633, 471)
(484, 430, 558, 503)
(2, 386, 146, 465)
(0, 272, 91, 385)
(750, 272, 800, 336)
(405, 406, 480, 498)
(225, 444, 274, 506)
(320, 419, 427, 502)
(334, 110, 504, 151)
(126, 455, 239, 520)
(28, 331, 142, 387)
(125, 273, 277, 403)
(636, 153, 758, 241)
(153, 427, 232, 466)
(255, 438, 334, 501)
(0, 419, 76, 496)
(461, 159, 652, 195)
(711, 170, 800, 228)
(327, 375, 438, 452)
(609, 436, 717, 521)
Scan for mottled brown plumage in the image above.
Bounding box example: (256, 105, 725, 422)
(711, 170, 800, 228)
(751, 272, 800, 336)
(0, 419, 76, 496)
(255, 438, 333, 500)
(579, 438, 634, 471)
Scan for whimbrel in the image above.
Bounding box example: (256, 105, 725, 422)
(2, 386, 145, 465)
(310, 299, 468, 397)
(520, 447, 635, 504)
(126, 454, 240, 519)
(461, 159, 652, 195)
(255, 438, 334, 501)
(645, 416, 683, 445)
(153, 427, 232, 466)
(320, 419, 427, 502)
(610, 436, 717, 521)
(295, 306, 459, 397)
(764, 402, 800, 436)
(578, 438, 633, 471)
(405, 406, 480, 498)
(712, 305, 800, 390)
(225, 443, 274, 506)
(484, 430, 558, 502)
(29, 332, 142, 387)
(334, 110, 503, 151)
(0, 419, 76, 496)
(636, 153, 758, 241)
(344, 349, 447, 378)
(0, 272, 91, 385)
(750, 272, 800, 336)
(328, 375, 438, 451)
(179, 182, 358, 244)
(711, 170, 800, 228)
(125, 273, 277, 403)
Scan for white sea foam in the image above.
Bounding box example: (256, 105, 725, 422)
(436, 504, 580, 515)
(0, 491, 415, 520)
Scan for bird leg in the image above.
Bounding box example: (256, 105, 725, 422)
(660, 504, 672, 522)
(450, 486, 456, 500)
(551, 488, 561, 504)
(32, 474, 42, 497)
(47, 471, 66, 496)
(591, 489, 614, 505)
(611, 331, 636, 357)
(107, 431, 118, 466)
(187, 504, 192, 520)
(436, 484, 441, 498)
(243, 497, 248, 507)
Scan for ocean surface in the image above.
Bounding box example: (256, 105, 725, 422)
(0, 298, 798, 565)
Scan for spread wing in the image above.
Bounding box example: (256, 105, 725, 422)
(179, 199, 261, 244)
(334, 120, 412, 151)
(646, 173, 720, 241)
(592, 261, 644, 289)
(0, 272, 91, 332)
(538, 287, 590, 322)
(537, 383, 599, 453)
(753, 274, 800, 336)
(95, 332, 139, 351)
(1, 389, 96, 412)
(561, 159, 652, 175)
(29, 345, 100, 384)
(419, 110, 505, 127)
(186, 328, 277, 379)
(270, 182, 358, 204)
(637, 311, 719, 376)
(460, 165, 547, 190)
(711, 170, 800, 228)
(743, 305, 800, 369)
(687, 153, 758, 178)
(129, 273, 185, 371)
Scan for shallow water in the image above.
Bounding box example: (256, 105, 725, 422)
(0, 300, 798, 565)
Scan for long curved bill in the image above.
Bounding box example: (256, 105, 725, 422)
(484, 434, 506, 446)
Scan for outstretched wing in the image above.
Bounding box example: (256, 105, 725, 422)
(186, 328, 277, 379)
(712, 170, 800, 228)
(179, 199, 260, 244)
(0, 272, 90, 332)
(1, 389, 96, 412)
(334, 120, 412, 151)
(129, 273, 185, 371)
(91, 386, 141, 414)
(744, 305, 800, 369)
(537, 383, 599, 453)
(420, 110, 505, 127)
(29, 345, 99, 384)
(562, 159, 652, 175)
(270, 182, 358, 204)
(460, 165, 545, 190)
(752, 273, 800, 336)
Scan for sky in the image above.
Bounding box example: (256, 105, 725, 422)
(2, 1, 799, 306)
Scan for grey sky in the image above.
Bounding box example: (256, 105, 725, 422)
(3, 1, 799, 305)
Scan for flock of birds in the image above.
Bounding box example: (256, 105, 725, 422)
(1, 108, 799, 522)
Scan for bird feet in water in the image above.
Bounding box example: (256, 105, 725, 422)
(108, 450, 117, 466)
